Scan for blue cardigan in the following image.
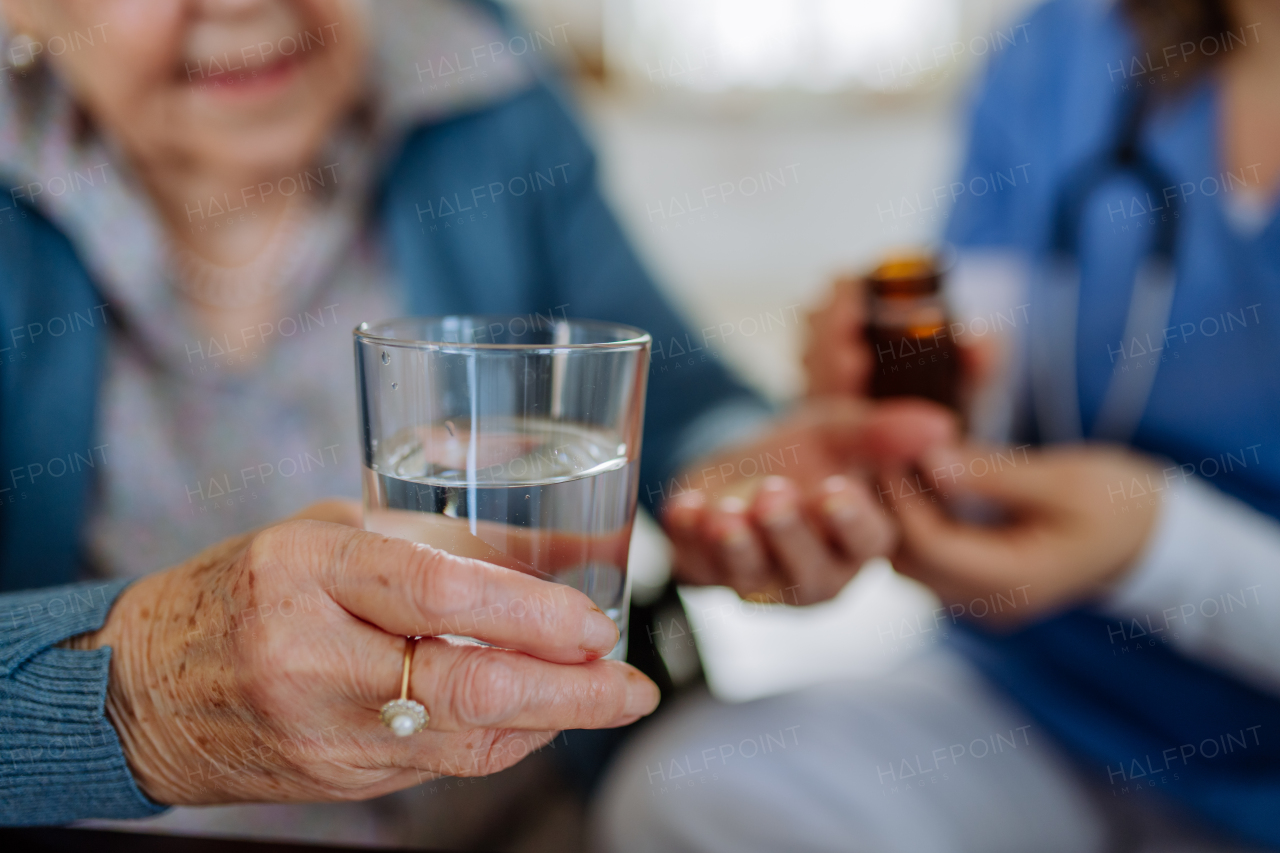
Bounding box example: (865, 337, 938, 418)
(0, 82, 760, 594)
(0, 81, 761, 823)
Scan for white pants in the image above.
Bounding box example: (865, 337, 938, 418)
(590, 648, 1260, 853)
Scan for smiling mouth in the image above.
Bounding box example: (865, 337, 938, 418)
(180, 51, 306, 96)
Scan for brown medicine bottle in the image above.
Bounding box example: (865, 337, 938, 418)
(865, 254, 960, 411)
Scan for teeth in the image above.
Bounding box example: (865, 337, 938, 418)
(182, 45, 294, 68)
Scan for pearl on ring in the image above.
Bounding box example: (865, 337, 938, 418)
(380, 698, 428, 737)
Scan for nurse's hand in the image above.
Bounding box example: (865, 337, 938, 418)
(70, 501, 658, 806)
(887, 445, 1162, 626)
(662, 398, 956, 606)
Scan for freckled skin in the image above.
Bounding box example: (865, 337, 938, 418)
(68, 501, 655, 805)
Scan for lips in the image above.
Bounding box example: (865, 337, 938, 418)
(180, 51, 304, 98)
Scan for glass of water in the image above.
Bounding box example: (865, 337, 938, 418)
(354, 316, 651, 660)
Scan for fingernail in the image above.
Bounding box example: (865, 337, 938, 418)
(823, 495, 859, 524)
(822, 475, 852, 494)
(714, 504, 753, 549)
(760, 476, 789, 493)
(582, 610, 620, 654)
(718, 496, 747, 514)
(625, 671, 661, 717)
(756, 488, 798, 528)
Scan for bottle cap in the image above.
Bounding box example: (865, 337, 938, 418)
(868, 254, 939, 295)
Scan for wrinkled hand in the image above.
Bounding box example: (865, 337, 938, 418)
(662, 398, 956, 605)
(887, 444, 1163, 626)
(73, 500, 658, 806)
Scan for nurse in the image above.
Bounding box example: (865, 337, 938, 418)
(595, 0, 1280, 850)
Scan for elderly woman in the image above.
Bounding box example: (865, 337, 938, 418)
(0, 0, 927, 839)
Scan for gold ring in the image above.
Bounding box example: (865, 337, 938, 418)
(380, 636, 429, 737)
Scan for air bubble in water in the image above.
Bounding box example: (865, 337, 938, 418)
(381, 351, 390, 365)
(391, 382, 399, 390)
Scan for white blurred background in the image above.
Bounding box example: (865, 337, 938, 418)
(499, 0, 1040, 701)
(503, 0, 1037, 395)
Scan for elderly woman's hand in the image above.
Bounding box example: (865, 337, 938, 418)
(72, 501, 658, 806)
(661, 398, 956, 606)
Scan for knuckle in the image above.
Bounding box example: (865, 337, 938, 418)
(325, 526, 364, 587)
(448, 653, 523, 727)
(410, 546, 477, 616)
(237, 627, 297, 714)
(245, 524, 287, 569)
(248, 519, 326, 576)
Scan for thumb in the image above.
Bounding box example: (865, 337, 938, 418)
(883, 466, 1022, 597)
(886, 467, 1007, 570)
(804, 275, 869, 396)
(920, 445, 1056, 510)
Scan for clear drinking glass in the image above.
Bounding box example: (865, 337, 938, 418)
(354, 316, 651, 660)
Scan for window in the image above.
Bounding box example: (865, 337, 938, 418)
(606, 0, 963, 92)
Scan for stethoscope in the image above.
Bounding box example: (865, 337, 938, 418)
(1028, 92, 1181, 445)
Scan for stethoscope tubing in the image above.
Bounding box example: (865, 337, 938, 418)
(1030, 92, 1180, 445)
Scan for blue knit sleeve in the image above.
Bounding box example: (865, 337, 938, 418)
(0, 579, 167, 825)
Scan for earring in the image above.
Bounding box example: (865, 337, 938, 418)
(9, 33, 41, 70)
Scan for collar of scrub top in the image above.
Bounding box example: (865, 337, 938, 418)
(1030, 90, 1181, 446)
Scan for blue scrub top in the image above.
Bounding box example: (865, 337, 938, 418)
(944, 0, 1280, 845)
